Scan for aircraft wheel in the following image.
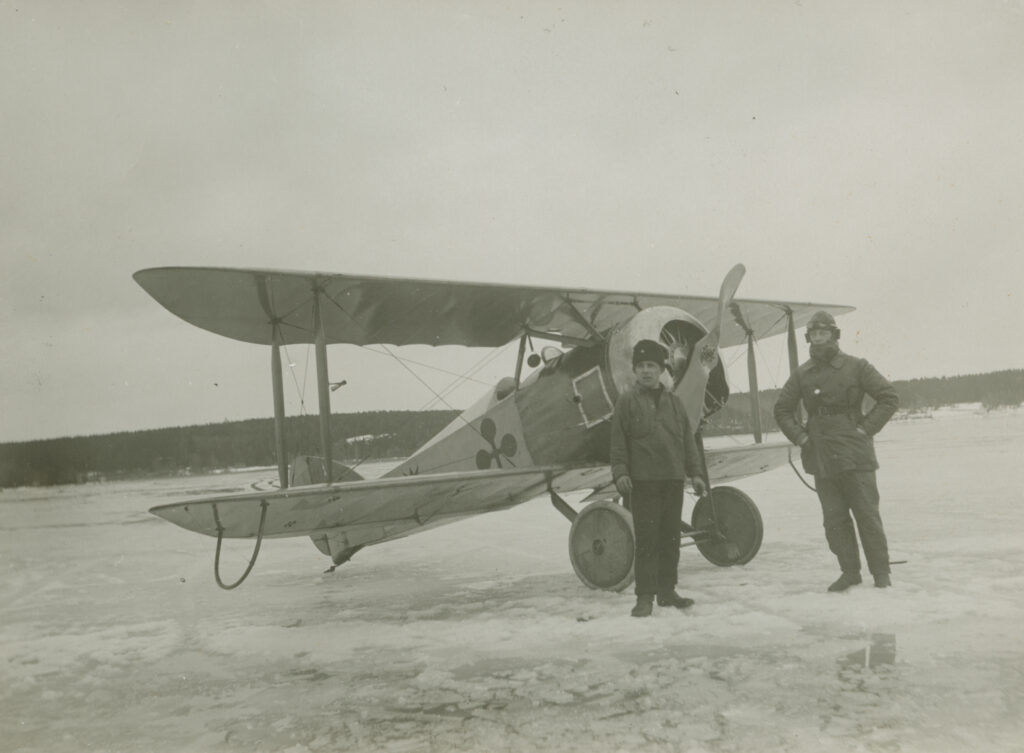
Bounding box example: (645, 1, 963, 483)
(691, 486, 763, 567)
(569, 500, 635, 592)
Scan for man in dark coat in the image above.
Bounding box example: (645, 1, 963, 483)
(610, 339, 707, 617)
(774, 311, 899, 592)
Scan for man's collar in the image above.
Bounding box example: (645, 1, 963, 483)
(822, 351, 846, 368)
(635, 382, 665, 394)
(807, 349, 846, 369)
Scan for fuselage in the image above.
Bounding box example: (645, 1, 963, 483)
(386, 306, 728, 478)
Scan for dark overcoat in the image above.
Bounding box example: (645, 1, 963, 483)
(774, 351, 898, 478)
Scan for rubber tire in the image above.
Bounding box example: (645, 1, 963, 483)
(569, 500, 635, 591)
(691, 485, 763, 567)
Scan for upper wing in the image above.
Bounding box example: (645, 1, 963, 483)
(134, 266, 853, 349)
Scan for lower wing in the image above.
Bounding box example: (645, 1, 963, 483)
(569, 440, 792, 504)
(151, 466, 574, 542)
(150, 443, 790, 548)
(705, 440, 792, 484)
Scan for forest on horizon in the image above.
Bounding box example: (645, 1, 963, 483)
(2, 368, 1021, 488)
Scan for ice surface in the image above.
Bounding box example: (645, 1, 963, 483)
(2, 409, 1023, 752)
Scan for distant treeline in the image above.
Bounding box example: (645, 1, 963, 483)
(2, 369, 1021, 488)
(0, 411, 458, 488)
(706, 368, 1024, 436)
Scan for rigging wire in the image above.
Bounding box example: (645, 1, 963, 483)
(320, 289, 524, 453)
(370, 343, 518, 466)
(357, 347, 495, 386)
(417, 343, 515, 410)
(711, 330, 792, 447)
(280, 341, 311, 416)
(257, 286, 513, 484)
(333, 344, 518, 478)
(290, 288, 556, 474)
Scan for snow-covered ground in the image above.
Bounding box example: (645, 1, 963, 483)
(2, 408, 1023, 753)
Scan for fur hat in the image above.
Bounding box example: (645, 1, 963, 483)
(632, 339, 668, 367)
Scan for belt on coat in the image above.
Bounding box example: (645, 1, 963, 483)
(810, 405, 852, 416)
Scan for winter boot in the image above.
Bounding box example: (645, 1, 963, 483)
(873, 573, 892, 588)
(656, 591, 695, 609)
(631, 594, 654, 617)
(827, 572, 862, 592)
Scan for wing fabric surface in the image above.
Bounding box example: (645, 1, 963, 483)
(151, 444, 791, 546)
(134, 266, 854, 349)
(703, 441, 792, 482)
(150, 466, 564, 540)
(550, 442, 793, 499)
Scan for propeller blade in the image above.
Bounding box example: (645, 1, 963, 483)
(695, 262, 744, 360)
(710, 263, 746, 349)
(674, 264, 745, 429)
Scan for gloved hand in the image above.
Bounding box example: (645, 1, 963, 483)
(691, 477, 707, 497)
(615, 475, 633, 497)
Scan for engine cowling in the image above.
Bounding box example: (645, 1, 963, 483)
(606, 306, 729, 420)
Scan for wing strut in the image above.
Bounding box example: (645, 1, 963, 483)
(746, 331, 763, 443)
(257, 274, 291, 488)
(559, 295, 604, 342)
(521, 326, 593, 348)
(786, 308, 800, 373)
(313, 285, 333, 483)
(514, 332, 528, 389)
(785, 309, 803, 424)
(271, 331, 289, 489)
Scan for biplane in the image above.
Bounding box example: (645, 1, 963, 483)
(134, 264, 852, 591)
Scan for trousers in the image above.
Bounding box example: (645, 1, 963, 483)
(815, 470, 890, 576)
(629, 480, 685, 595)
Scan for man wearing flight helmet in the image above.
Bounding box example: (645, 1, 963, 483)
(774, 311, 899, 592)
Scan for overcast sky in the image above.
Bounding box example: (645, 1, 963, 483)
(3, 1, 1023, 443)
